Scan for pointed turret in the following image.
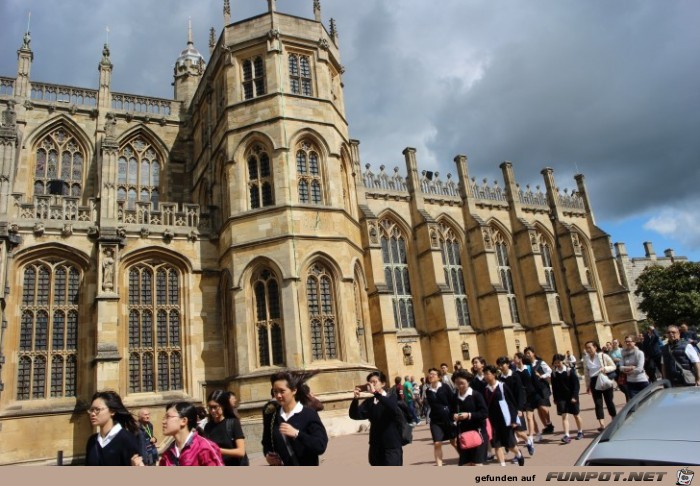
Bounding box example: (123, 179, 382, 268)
(209, 27, 216, 55)
(98, 42, 113, 110)
(15, 16, 33, 99)
(314, 0, 322, 22)
(223, 0, 231, 25)
(174, 18, 205, 108)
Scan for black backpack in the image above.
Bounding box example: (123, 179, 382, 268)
(395, 401, 413, 446)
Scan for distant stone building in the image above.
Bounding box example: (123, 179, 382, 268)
(0, 1, 637, 464)
(614, 241, 688, 322)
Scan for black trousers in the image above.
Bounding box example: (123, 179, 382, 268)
(590, 376, 617, 420)
(368, 446, 403, 466)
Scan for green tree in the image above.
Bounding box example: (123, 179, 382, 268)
(634, 261, 700, 327)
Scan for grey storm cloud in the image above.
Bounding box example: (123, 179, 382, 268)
(1, 0, 699, 252)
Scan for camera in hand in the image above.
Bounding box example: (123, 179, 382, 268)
(355, 383, 370, 393)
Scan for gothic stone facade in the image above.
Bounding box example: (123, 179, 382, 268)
(0, 3, 637, 465)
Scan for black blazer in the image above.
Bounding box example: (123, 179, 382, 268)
(552, 367, 580, 402)
(85, 428, 141, 466)
(262, 404, 328, 466)
(349, 392, 402, 449)
(484, 382, 518, 429)
(425, 384, 453, 424)
(499, 372, 526, 411)
(450, 390, 489, 437)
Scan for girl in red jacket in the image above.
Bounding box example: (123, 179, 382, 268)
(132, 401, 224, 466)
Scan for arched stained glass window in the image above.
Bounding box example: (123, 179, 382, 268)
(117, 139, 161, 210)
(34, 128, 84, 196)
(17, 259, 81, 400)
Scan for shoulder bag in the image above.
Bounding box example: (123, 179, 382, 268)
(594, 354, 615, 391)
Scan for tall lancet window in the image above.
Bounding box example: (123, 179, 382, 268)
(253, 269, 285, 367)
(493, 229, 520, 323)
(380, 219, 415, 329)
(439, 224, 470, 327)
(307, 264, 338, 360)
(539, 237, 564, 321)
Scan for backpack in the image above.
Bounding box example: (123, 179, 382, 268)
(395, 401, 413, 446)
(224, 417, 250, 466)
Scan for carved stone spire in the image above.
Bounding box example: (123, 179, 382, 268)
(188, 17, 194, 45)
(209, 27, 216, 55)
(313, 0, 321, 22)
(267, 0, 277, 13)
(329, 18, 338, 42)
(100, 43, 113, 68)
(223, 0, 231, 24)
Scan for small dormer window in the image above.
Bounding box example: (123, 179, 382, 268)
(289, 53, 313, 96)
(242, 56, 266, 100)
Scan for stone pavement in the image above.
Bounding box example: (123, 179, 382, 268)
(249, 386, 627, 467)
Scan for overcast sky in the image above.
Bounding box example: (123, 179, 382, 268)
(2, 0, 699, 261)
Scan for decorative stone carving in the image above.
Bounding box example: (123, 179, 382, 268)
(87, 225, 100, 239)
(2, 100, 17, 127)
(571, 232, 581, 254)
(318, 38, 329, 50)
(368, 223, 378, 245)
(188, 230, 198, 242)
(105, 112, 117, 139)
(163, 228, 174, 243)
(116, 226, 127, 239)
(33, 222, 45, 236)
(140, 227, 150, 238)
(61, 223, 73, 238)
(430, 228, 439, 249)
(267, 29, 280, 40)
(530, 230, 540, 253)
(102, 248, 115, 292)
(482, 227, 492, 249)
(23, 99, 33, 110)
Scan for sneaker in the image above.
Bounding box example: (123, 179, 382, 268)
(517, 454, 525, 466)
(561, 435, 571, 444)
(576, 431, 584, 440)
(534, 433, 543, 443)
(415, 420, 423, 426)
(526, 442, 535, 456)
(486, 454, 495, 461)
(596, 426, 605, 432)
(543, 424, 554, 434)
(511, 456, 519, 464)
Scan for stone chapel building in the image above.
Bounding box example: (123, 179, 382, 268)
(0, 1, 637, 464)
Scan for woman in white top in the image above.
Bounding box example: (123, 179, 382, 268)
(583, 341, 617, 431)
(619, 335, 650, 401)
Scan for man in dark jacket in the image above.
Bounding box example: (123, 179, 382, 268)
(662, 325, 700, 387)
(137, 408, 158, 466)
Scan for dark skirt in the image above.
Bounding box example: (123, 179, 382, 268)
(429, 421, 455, 443)
(490, 424, 517, 449)
(555, 399, 580, 416)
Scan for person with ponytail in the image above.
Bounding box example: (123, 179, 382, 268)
(202, 390, 249, 466)
(85, 391, 142, 466)
(262, 371, 328, 466)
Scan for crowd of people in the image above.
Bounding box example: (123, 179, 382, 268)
(82, 323, 699, 467)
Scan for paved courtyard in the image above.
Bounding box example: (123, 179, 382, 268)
(249, 386, 628, 467)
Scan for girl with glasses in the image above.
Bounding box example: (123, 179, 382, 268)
(202, 390, 249, 466)
(133, 401, 224, 466)
(85, 391, 141, 466)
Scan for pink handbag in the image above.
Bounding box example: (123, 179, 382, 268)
(458, 430, 483, 449)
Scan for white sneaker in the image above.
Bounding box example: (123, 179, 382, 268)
(534, 433, 543, 443)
